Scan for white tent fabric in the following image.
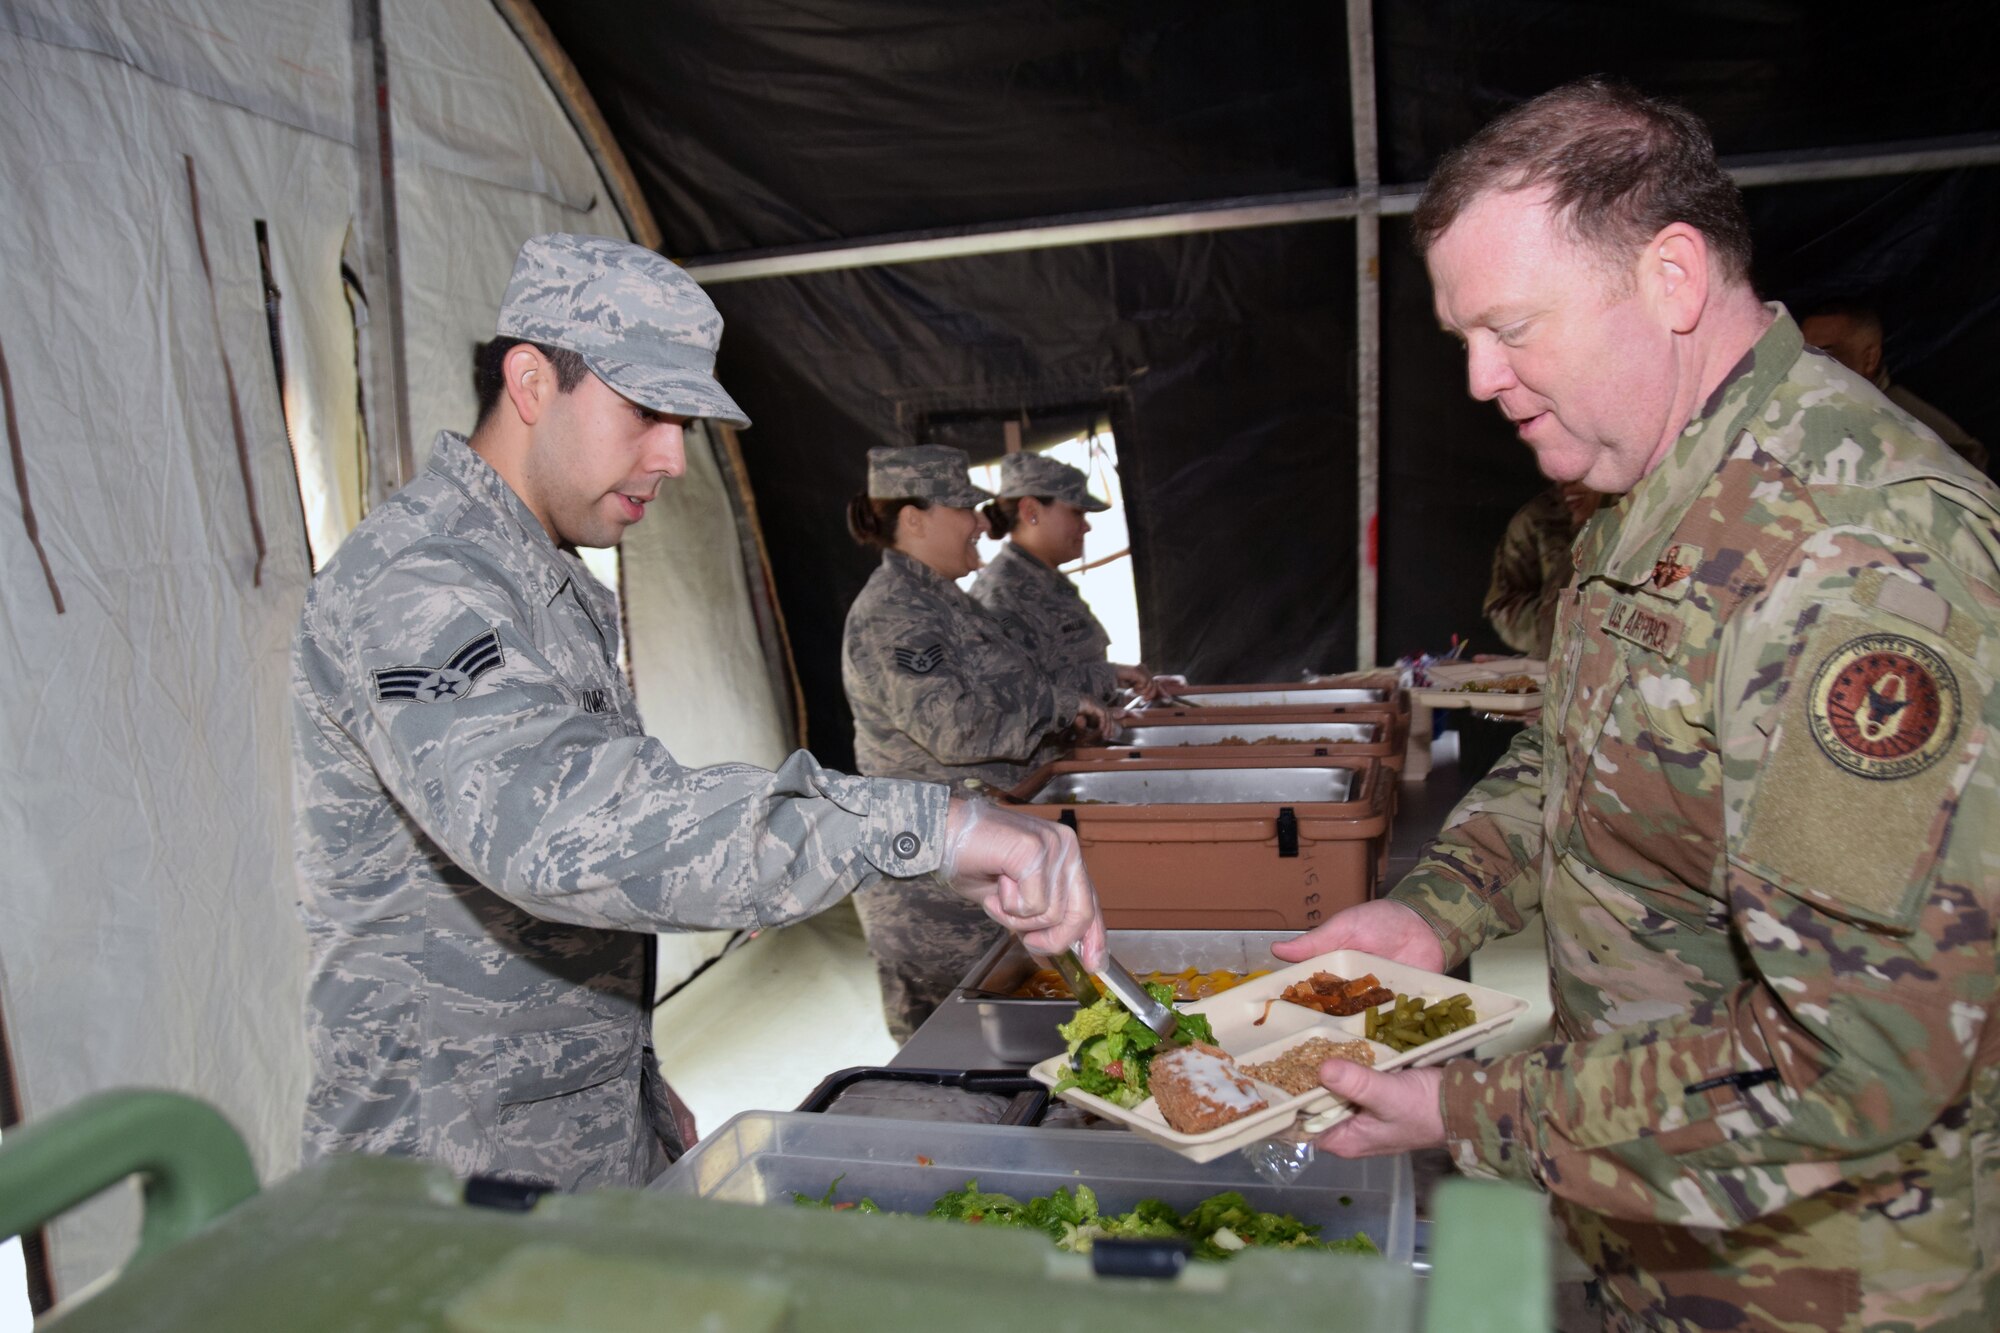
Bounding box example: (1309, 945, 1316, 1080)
(0, 0, 786, 1298)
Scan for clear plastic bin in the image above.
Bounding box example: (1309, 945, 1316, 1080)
(652, 1109, 1414, 1265)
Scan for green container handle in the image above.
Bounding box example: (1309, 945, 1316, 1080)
(0, 1088, 259, 1267)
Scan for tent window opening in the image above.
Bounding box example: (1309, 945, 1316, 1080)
(255, 221, 316, 573)
(960, 418, 1141, 668)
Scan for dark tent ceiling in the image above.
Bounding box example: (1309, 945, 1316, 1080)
(538, 0, 2000, 769)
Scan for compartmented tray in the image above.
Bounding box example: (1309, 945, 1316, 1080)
(1027, 951, 1528, 1163)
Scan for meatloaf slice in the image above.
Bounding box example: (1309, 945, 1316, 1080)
(1148, 1042, 1268, 1135)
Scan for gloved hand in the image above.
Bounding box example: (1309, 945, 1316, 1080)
(1073, 696, 1119, 742)
(940, 798, 1106, 969)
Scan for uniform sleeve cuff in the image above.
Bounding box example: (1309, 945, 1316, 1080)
(858, 778, 950, 878)
(1441, 1054, 1544, 1187)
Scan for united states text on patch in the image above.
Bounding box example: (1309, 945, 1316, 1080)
(1807, 632, 1957, 780)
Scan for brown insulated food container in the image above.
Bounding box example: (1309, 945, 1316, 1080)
(1005, 754, 1391, 931)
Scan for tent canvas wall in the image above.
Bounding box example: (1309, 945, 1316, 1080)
(0, 0, 788, 1297)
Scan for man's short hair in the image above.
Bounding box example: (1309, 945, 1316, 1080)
(1799, 300, 1885, 340)
(471, 337, 590, 426)
(1412, 76, 1752, 285)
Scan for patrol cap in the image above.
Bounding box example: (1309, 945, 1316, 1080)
(495, 233, 751, 429)
(866, 445, 992, 507)
(996, 452, 1110, 512)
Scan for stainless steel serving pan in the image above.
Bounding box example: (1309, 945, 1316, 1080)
(1114, 720, 1380, 748)
(958, 929, 1295, 1064)
(1167, 687, 1386, 707)
(1025, 765, 1357, 806)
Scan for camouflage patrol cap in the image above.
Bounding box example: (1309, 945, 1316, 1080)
(996, 452, 1110, 512)
(496, 233, 750, 428)
(866, 445, 993, 507)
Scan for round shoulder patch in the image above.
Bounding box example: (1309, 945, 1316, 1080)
(1807, 632, 1958, 780)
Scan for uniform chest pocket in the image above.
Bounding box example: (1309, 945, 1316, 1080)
(1559, 596, 1721, 893)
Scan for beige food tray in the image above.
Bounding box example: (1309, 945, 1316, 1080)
(1411, 657, 1546, 714)
(1027, 950, 1528, 1162)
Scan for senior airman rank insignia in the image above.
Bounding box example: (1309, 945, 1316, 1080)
(374, 630, 503, 702)
(893, 642, 945, 675)
(1808, 633, 1957, 780)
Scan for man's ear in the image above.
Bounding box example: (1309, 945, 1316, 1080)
(502, 343, 554, 426)
(1856, 330, 1885, 381)
(1646, 222, 1710, 336)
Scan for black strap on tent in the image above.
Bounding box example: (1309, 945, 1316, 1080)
(254, 219, 316, 572)
(0, 337, 63, 614)
(183, 155, 267, 589)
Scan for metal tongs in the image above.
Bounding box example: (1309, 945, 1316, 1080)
(1050, 946, 1179, 1040)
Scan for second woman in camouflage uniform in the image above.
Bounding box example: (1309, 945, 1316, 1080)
(971, 452, 1160, 704)
(842, 445, 1112, 1039)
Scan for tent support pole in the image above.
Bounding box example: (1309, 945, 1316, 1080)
(353, 0, 414, 503)
(1348, 0, 1381, 670)
(681, 133, 2000, 284)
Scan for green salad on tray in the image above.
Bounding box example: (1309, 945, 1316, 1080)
(1050, 982, 1215, 1108)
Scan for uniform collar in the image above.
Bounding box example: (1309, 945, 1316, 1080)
(428, 431, 577, 606)
(883, 547, 963, 596)
(999, 540, 1083, 596)
(1585, 304, 1803, 590)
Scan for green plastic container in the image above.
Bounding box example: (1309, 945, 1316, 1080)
(0, 1089, 1548, 1332)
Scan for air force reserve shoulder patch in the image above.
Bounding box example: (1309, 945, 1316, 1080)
(1808, 632, 1958, 780)
(893, 642, 946, 675)
(374, 629, 504, 703)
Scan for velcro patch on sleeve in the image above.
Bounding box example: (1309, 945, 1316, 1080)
(373, 629, 504, 702)
(892, 642, 946, 675)
(1734, 611, 1981, 929)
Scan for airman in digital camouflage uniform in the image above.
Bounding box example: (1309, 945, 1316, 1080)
(293, 234, 1105, 1189)
(1484, 481, 1600, 658)
(970, 452, 1132, 705)
(841, 445, 1112, 1038)
(1278, 81, 2000, 1331)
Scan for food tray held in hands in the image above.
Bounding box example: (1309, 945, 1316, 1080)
(1027, 951, 1529, 1162)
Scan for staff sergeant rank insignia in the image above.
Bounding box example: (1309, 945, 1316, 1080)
(1808, 632, 1958, 780)
(892, 642, 945, 675)
(373, 630, 504, 703)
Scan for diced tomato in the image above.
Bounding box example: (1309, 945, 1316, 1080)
(833, 1202, 855, 1211)
(916, 1155, 933, 1166)
(1105, 1060, 1124, 1080)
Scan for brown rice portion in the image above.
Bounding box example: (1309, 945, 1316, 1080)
(1243, 1037, 1377, 1095)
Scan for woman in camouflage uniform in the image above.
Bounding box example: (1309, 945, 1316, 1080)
(842, 445, 1112, 1040)
(971, 452, 1162, 705)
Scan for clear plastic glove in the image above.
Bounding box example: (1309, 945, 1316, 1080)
(940, 798, 1107, 969)
(1271, 899, 1447, 973)
(1073, 696, 1119, 742)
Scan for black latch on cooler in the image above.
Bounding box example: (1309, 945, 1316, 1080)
(1090, 1237, 1193, 1279)
(1276, 806, 1299, 858)
(1060, 809, 1079, 833)
(465, 1174, 551, 1212)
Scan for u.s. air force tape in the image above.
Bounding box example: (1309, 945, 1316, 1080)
(374, 629, 504, 703)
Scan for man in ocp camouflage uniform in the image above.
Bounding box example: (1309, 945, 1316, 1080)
(1484, 480, 1601, 658)
(1279, 80, 2000, 1331)
(292, 234, 1105, 1190)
